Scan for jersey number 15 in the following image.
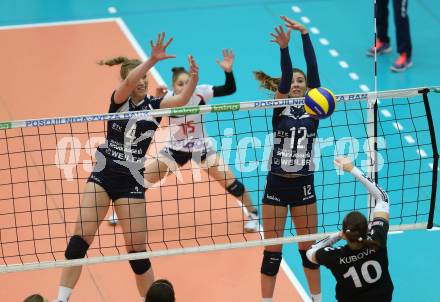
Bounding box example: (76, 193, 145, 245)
(180, 121, 195, 135)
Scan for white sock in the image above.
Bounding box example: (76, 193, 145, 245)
(311, 293, 322, 302)
(57, 286, 72, 302)
(139, 297, 145, 302)
(262, 299, 273, 302)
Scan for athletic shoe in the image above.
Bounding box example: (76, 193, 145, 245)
(245, 212, 260, 232)
(366, 40, 392, 57)
(390, 53, 413, 72)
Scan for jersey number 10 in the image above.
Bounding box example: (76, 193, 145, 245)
(343, 260, 383, 288)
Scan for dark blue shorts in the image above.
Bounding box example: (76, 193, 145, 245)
(160, 147, 214, 167)
(87, 167, 145, 201)
(262, 173, 316, 207)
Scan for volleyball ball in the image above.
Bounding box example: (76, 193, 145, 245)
(304, 87, 336, 119)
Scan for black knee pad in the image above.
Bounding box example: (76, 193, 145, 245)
(65, 235, 90, 260)
(261, 250, 282, 276)
(129, 251, 151, 275)
(226, 180, 245, 197)
(299, 249, 320, 270)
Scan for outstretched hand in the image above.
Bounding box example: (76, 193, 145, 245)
(216, 49, 234, 72)
(270, 25, 291, 49)
(281, 16, 308, 35)
(188, 55, 199, 79)
(150, 32, 176, 62)
(334, 156, 355, 173)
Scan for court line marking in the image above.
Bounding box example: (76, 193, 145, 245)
(349, 72, 359, 80)
(416, 149, 428, 158)
(339, 60, 349, 69)
(117, 17, 312, 301)
(404, 135, 415, 144)
(389, 231, 404, 235)
(291, 6, 302, 13)
(329, 49, 339, 57)
(291, 7, 370, 92)
(281, 260, 312, 302)
(108, 7, 117, 14)
(393, 122, 404, 131)
(310, 27, 320, 34)
(381, 109, 392, 117)
(0, 17, 120, 30)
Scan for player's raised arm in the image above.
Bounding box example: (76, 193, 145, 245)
(282, 16, 320, 89)
(334, 157, 389, 221)
(212, 49, 236, 97)
(114, 32, 175, 104)
(269, 25, 293, 99)
(160, 55, 199, 109)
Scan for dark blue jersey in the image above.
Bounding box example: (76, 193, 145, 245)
(270, 33, 321, 176)
(270, 106, 318, 175)
(97, 91, 162, 174)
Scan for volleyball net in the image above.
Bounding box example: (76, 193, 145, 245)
(0, 86, 438, 273)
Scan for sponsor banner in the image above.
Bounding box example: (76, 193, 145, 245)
(0, 122, 11, 129)
(211, 103, 240, 112)
(170, 106, 200, 115)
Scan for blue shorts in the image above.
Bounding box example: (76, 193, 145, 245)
(262, 173, 316, 207)
(87, 167, 145, 201)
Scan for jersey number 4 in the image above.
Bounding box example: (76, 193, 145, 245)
(180, 121, 195, 135)
(343, 260, 382, 288)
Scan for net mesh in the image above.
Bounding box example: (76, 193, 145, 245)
(0, 88, 437, 272)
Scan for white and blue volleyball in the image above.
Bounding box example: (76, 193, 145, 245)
(304, 87, 336, 119)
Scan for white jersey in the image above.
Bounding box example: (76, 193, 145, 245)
(166, 85, 214, 152)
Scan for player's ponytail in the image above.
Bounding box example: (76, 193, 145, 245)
(254, 68, 306, 94)
(343, 211, 381, 250)
(97, 56, 142, 80)
(171, 66, 189, 84)
(253, 71, 279, 92)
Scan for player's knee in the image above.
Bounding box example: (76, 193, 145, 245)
(226, 179, 245, 197)
(299, 249, 320, 270)
(261, 250, 282, 276)
(65, 235, 90, 260)
(128, 251, 151, 275)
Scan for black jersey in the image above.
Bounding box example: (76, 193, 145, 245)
(270, 106, 319, 175)
(97, 91, 162, 174)
(315, 218, 393, 302)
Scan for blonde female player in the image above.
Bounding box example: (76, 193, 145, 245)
(255, 17, 322, 302)
(55, 33, 199, 302)
(111, 49, 260, 232)
(307, 156, 393, 302)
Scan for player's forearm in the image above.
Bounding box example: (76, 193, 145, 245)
(213, 71, 236, 97)
(165, 74, 198, 108)
(350, 167, 388, 204)
(124, 58, 157, 88)
(301, 33, 320, 88)
(277, 47, 293, 95)
(306, 233, 341, 264)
